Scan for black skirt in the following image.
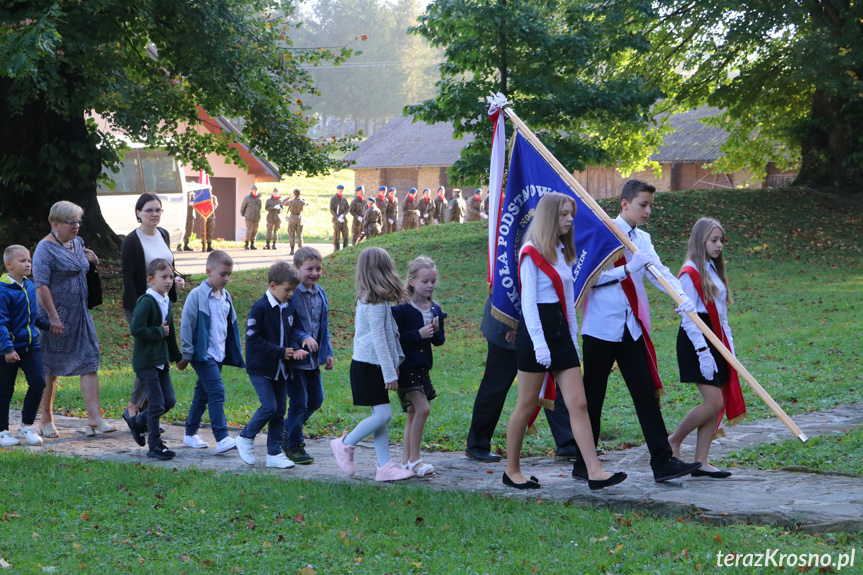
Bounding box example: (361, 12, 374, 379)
(396, 367, 437, 412)
(350, 360, 391, 406)
(516, 302, 581, 373)
(677, 312, 729, 388)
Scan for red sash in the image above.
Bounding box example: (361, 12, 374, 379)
(679, 266, 747, 432)
(614, 257, 664, 397)
(519, 245, 571, 430)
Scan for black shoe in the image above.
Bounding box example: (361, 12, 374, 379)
(183, 243, 194, 252)
(502, 471, 541, 490)
(284, 443, 314, 465)
(147, 443, 176, 460)
(123, 408, 146, 447)
(465, 448, 502, 463)
(589, 472, 627, 491)
(206, 244, 213, 252)
(244, 242, 249, 250)
(271, 243, 277, 250)
(176, 243, 182, 252)
(691, 468, 732, 478)
(554, 445, 579, 462)
(571, 461, 588, 482)
(654, 457, 702, 482)
(289, 248, 294, 255)
(250, 242, 257, 250)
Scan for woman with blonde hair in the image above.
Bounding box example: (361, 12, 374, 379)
(33, 201, 117, 438)
(504, 192, 626, 490)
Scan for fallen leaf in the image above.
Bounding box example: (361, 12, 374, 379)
(79, 512, 91, 521)
(0, 558, 11, 569)
(179, 555, 190, 563)
(298, 566, 316, 575)
(590, 536, 608, 543)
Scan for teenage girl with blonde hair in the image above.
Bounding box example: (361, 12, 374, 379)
(330, 247, 414, 481)
(669, 218, 745, 478)
(504, 192, 626, 490)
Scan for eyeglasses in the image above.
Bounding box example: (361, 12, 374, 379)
(141, 208, 164, 214)
(64, 220, 83, 227)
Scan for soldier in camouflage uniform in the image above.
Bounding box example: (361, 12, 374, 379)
(417, 188, 434, 226)
(465, 188, 484, 222)
(447, 188, 467, 223)
(349, 185, 366, 245)
(401, 188, 420, 230)
(286, 188, 309, 255)
(432, 186, 446, 224)
(240, 184, 262, 249)
(264, 188, 284, 250)
(363, 197, 383, 239)
(374, 185, 388, 234)
(385, 187, 399, 233)
(330, 184, 350, 250)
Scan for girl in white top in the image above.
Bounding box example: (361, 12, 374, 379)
(330, 247, 414, 482)
(504, 192, 626, 491)
(669, 218, 738, 478)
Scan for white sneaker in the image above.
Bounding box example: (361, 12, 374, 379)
(183, 435, 209, 449)
(0, 430, 20, 447)
(215, 436, 236, 454)
(235, 435, 256, 465)
(266, 453, 295, 469)
(16, 426, 43, 446)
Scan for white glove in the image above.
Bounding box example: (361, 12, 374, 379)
(338, 215, 345, 223)
(675, 294, 696, 314)
(480, 213, 488, 220)
(534, 345, 552, 369)
(388, 219, 394, 225)
(420, 218, 425, 224)
(697, 348, 718, 381)
(627, 250, 653, 274)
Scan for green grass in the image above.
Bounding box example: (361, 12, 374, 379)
(719, 427, 863, 476)
(0, 452, 859, 573)
(252, 169, 356, 243)
(10, 187, 863, 460)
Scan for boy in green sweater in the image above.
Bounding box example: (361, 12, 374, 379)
(125, 258, 184, 459)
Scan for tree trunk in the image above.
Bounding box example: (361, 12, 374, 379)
(0, 78, 121, 257)
(795, 86, 857, 191)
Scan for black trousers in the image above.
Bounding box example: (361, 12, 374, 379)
(466, 341, 575, 452)
(575, 328, 673, 470)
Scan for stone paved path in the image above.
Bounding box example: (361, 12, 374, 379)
(7, 403, 863, 533)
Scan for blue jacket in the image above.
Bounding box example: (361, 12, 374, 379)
(291, 283, 333, 369)
(0, 274, 50, 355)
(180, 281, 244, 367)
(244, 292, 310, 378)
(390, 301, 446, 370)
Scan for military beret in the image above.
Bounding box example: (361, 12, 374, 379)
(356, 185, 364, 192)
(423, 188, 431, 192)
(409, 188, 417, 194)
(336, 184, 345, 190)
(378, 185, 386, 191)
(388, 187, 396, 193)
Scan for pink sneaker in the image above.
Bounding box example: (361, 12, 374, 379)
(330, 433, 356, 476)
(375, 461, 414, 482)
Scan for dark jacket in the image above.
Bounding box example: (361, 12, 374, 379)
(390, 302, 447, 370)
(480, 296, 515, 350)
(121, 227, 177, 313)
(0, 274, 49, 354)
(130, 294, 182, 371)
(291, 284, 333, 369)
(240, 194, 263, 221)
(244, 293, 310, 378)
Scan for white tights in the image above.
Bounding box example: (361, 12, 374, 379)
(344, 403, 393, 466)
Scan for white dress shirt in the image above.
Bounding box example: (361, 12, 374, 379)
(518, 241, 579, 351)
(679, 259, 733, 352)
(581, 215, 685, 342)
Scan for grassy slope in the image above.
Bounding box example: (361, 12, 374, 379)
(16, 188, 863, 464)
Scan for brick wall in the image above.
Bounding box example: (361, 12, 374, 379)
(354, 168, 382, 192)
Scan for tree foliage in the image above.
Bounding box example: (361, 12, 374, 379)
(648, 1, 863, 189)
(407, 0, 667, 186)
(0, 0, 352, 253)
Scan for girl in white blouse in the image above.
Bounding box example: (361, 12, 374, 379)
(669, 218, 743, 478)
(330, 247, 414, 482)
(504, 192, 626, 491)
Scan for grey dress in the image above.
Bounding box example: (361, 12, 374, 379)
(33, 237, 100, 376)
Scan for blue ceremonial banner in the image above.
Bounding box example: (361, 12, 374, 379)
(490, 133, 625, 326)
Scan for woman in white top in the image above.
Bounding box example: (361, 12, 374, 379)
(669, 218, 741, 478)
(504, 192, 626, 491)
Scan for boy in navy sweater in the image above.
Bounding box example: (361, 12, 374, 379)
(0, 245, 49, 447)
(283, 247, 334, 464)
(235, 261, 310, 469)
